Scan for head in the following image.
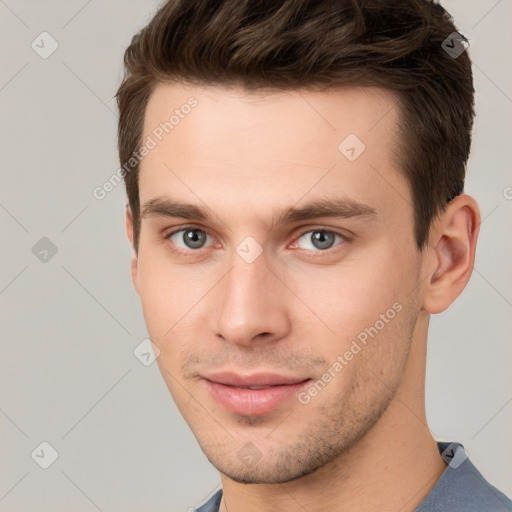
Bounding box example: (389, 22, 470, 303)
(117, 0, 479, 484)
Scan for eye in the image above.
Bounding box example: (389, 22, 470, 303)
(166, 227, 213, 252)
(294, 229, 346, 251)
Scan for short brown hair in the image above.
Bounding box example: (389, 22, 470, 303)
(116, 0, 474, 253)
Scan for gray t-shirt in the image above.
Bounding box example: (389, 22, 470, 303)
(195, 442, 512, 511)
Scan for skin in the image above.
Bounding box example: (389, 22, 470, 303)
(126, 82, 480, 512)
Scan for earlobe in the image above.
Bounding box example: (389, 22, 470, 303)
(125, 205, 138, 289)
(130, 257, 138, 288)
(422, 195, 480, 314)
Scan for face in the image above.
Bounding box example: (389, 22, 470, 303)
(130, 82, 425, 484)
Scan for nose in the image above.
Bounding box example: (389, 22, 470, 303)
(214, 250, 291, 348)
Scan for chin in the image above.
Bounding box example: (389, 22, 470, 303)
(203, 443, 334, 485)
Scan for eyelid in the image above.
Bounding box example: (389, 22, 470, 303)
(165, 224, 211, 238)
(294, 225, 352, 240)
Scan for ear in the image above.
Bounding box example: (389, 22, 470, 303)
(421, 194, 480, 314)
(125, 205, 138, 291)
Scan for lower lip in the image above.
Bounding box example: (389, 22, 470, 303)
(204, 379, 311, 416)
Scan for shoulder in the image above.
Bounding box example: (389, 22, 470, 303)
(416, 442, 512, 512)
(195, 489, 223, 512)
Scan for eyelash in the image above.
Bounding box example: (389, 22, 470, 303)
(164, 225, 349, 257)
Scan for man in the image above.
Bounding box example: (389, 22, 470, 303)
(116, 0, 512, 510)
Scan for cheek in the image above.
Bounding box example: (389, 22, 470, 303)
(136, 249, 182, 340)
(289, 255, 413, 341)
(135, 246, 219, 347)
(136, 255, 194, 390)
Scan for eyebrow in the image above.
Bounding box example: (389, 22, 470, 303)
(141, 196, 377, 226)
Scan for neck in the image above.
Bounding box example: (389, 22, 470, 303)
(219, 313, 447, 512)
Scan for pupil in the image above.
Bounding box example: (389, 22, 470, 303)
(312, 231, 334, 250)
(184, 229, 205, 249)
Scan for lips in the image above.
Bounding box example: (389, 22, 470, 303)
(202, 371, 311, 416)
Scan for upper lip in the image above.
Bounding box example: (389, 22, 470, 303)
(203, 371, 311, 387)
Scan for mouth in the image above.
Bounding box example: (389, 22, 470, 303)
(202, 371, 312, 416)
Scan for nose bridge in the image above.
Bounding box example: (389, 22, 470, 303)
(215, 248, 289, 346)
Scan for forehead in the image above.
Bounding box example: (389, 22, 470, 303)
(138, 82, 411, 229)
(143, 82, 400, 151)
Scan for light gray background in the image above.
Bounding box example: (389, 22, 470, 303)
(0, 1, 511, 511)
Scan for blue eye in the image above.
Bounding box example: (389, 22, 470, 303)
(295, 230, 345, 251)
(165, 226, 347, 256)
(167, 228, 212, 251)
